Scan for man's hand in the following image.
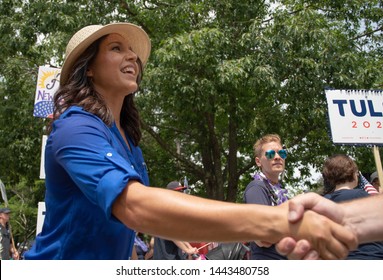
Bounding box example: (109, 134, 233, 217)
(287, 193, 345, 224)
(276, 193, 358, 259)
(10, 246, 20, 260)
(286, 209, 357, 259)
(276, 238, 319, 259)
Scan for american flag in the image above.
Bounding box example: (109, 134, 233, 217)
(33, 101, 54, 118)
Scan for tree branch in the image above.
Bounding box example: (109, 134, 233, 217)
(352, 25, 383, 41)
(141, 120, 205, 178)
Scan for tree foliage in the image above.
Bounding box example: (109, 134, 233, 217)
(1, 0, 382, 245)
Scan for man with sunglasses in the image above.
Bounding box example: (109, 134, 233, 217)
(243, 134, 289, 260)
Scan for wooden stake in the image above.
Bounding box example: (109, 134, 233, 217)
(373, 145, 383, 193)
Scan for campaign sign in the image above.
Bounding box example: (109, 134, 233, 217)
(33, 66, 61, 118)
(325, 89, 383, 145)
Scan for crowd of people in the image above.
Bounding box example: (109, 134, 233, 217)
(2, 22, 383, 261)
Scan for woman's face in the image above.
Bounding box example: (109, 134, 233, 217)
(87, 33, 140, 100)
(255, 141, 285, 178)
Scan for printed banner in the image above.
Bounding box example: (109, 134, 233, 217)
(325, 89, 383, 145)
(33, 66, 61, 118)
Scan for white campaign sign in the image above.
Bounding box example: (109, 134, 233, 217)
(33, 66, 60, 118)
(325, 89, 383, 145)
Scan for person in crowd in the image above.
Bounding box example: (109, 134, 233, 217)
(370, 171, 380, 192)
(0, 208, 19, 260)
(320, 154, 383, 259)
(24, 22, 357, 260)
(276, 192, 383, 259)
(244, 134, 288, 260)
(354, 171, 379, 195)
(144, 236, 155, 260)
(153, 181, 199, 260)
(133, 233, 149, 260)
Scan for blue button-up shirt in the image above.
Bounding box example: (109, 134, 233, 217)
(25, 106, 149, 259)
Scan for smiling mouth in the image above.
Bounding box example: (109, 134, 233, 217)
(121, 66, 135, 75)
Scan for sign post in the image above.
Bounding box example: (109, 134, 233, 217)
(373, 146, 383, 193)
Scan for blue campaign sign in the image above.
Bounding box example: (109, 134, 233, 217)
(325, 89, 383, 145)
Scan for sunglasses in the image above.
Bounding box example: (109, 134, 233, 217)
(174, 186, 191, 194)
(265, 149, 287, 160)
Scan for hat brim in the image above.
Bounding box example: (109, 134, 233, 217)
(60, 23, 151, 85)
(370, 175, 379, 183)
(370, 171, 379, 183)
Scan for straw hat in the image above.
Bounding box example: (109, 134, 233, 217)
(60, 22, 151, 85)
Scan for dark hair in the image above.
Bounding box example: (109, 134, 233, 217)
(51, 35, 143, 146)
(321, 154, 358, 195)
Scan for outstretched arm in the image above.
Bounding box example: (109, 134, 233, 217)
(112, 181, 357, 259)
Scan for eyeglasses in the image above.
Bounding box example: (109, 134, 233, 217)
(265, 149, 287, 160)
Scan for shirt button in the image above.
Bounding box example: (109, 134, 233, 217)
(107, 152, 112, 157)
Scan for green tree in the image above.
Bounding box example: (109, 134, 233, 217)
(139, 0, 383, 199)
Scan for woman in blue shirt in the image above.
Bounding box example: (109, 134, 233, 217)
(25, 23, 357, 260)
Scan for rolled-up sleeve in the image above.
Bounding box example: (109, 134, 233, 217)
(50, 110, 142, 219)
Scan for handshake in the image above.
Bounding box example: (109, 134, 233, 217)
(273, 192, 383, 259)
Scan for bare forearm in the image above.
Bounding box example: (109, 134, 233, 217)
(113, 182, 357, 259)
(112, 181, 288, 243)
(341, 194, 383, 244)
